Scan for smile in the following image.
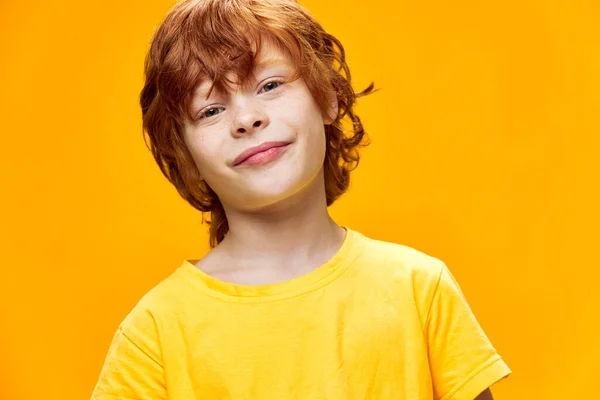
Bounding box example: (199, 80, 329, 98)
(234, 142, 292, 167)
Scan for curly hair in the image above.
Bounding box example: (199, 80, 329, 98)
(140, 0, 376, 248)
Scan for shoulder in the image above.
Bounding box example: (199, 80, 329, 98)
(351, 230, 450, 318)
(354, 230, 446, 286)
(118, 265, 191, 337)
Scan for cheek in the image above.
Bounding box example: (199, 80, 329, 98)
(279, 98, 326, 143)
(277, 88, 323, 126)
(185, 135, 223, 175)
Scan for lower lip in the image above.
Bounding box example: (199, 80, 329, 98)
(236, 144, 291, 167)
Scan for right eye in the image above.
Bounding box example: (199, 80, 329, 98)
(200, 107, 225, 119)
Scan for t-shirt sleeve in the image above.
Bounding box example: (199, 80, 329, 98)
(425, 260, 511, 400)
(90, 309, 167, 399)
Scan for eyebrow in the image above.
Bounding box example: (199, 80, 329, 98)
(254, 57, 287, 69)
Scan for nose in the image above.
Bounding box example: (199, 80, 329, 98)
(237, 119, 263, 133)
(230, 102, 269, 137)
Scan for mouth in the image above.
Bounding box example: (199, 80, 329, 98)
(233, 141, 292, 167)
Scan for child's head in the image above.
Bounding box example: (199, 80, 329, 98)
(140, 0, 375, 248)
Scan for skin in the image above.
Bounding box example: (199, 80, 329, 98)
(182, 36, 495, 399)
(183, 36, 344, 285)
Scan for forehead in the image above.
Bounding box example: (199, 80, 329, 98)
(253, 36, 290, 65)
(192, 37, 294, 99)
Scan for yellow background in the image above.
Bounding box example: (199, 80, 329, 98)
(1, 0, 598, 398)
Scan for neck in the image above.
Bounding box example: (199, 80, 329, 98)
(216, 169, 346, 269)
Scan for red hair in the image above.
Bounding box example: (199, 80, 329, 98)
(140, 0, 376, 248)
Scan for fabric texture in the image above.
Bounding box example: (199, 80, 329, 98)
(91, 227, 511, 399)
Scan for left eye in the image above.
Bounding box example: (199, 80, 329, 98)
(202, 107, 225, 119)
(259, 80, 283, 94)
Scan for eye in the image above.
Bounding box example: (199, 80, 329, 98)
(259, 79, 284, 94)
(200, 107, 225, 119)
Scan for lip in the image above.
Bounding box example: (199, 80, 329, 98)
(233, 141, 292, 166)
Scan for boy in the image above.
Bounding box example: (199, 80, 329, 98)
(91, 0, 510, 398)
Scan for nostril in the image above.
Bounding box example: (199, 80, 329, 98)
(253, 120, 261, 127)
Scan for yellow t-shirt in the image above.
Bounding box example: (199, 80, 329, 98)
(91, 227, 510, 399)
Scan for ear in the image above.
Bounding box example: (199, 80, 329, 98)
(322, 90, 339, 125)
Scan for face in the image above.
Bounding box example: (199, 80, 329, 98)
(183, 37, 337, 212)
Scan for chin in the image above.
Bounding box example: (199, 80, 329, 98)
(234, 169, 315, 211)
